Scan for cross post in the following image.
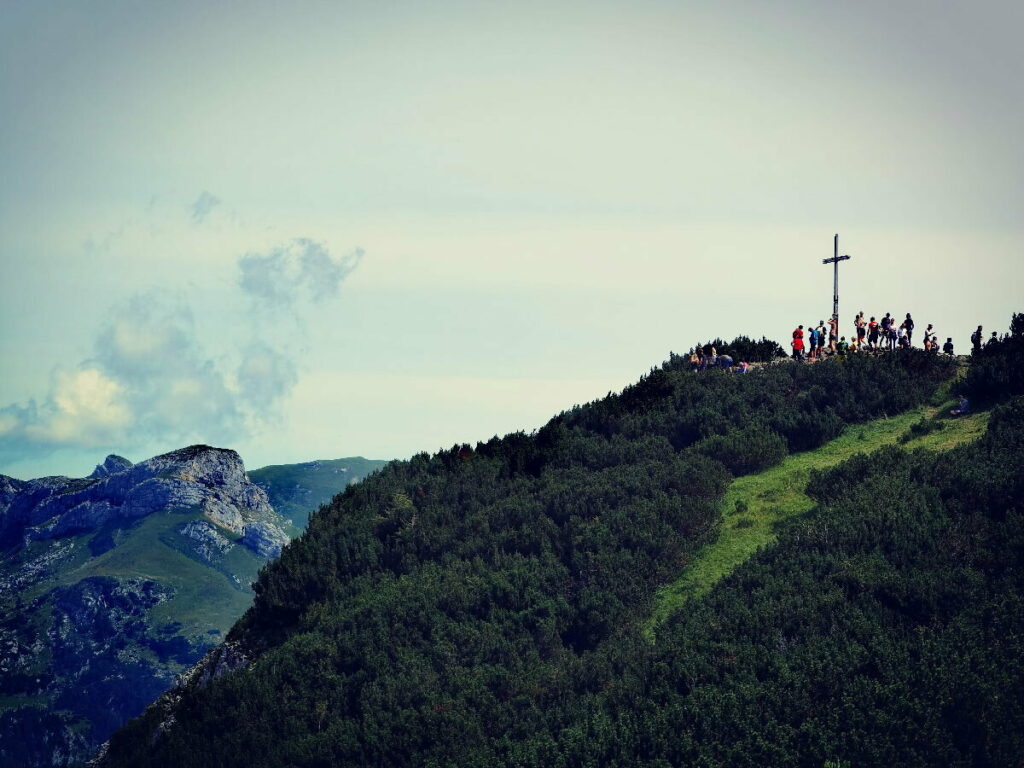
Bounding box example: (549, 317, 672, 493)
(822, 233, 851, 332)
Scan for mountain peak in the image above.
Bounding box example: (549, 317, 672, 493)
(0, 444, 282, 553)
(90, 454, 133, 478)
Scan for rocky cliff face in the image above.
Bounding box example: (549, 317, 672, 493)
(0, 445, 287, 558)
(0, 448, 385, 768)
(0, 445, 290, 768)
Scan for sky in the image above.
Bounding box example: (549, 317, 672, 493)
(1, 0, 1021, 479)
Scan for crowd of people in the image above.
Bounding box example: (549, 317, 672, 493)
(688, 345, 752, 373)
(686, 313, 1003, 375)
(790, 311, 963, 362)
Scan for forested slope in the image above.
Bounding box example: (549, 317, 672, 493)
(647, 398, 991, 633)
(98, 321, 1024, 767)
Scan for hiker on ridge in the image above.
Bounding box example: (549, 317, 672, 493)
(792, 325, 805, 361)
(892, 323, 909, 350)
(972, 326, 983, 354)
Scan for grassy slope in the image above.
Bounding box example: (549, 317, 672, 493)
(71, 511, 262, 638)
(646, 401, 990, 637)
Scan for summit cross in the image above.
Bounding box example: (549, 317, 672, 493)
(823, 233, 851, 330)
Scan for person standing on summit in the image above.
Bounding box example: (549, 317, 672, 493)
(868, 316, 880, 350)
(904, 313, 915, 346)
(816, 320, 828, 358)
(792, 324, 805, 361)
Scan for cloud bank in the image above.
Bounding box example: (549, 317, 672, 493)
(0, 231, 361, 469)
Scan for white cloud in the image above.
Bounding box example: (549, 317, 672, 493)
(0, 367, 132, 455)
(0, 223, 363, 469)
(24, 368, 131, 446)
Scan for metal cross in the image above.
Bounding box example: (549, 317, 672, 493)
(822, 233, 851, 329)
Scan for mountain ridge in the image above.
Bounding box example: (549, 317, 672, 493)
(96, 329, 1024, 767)
(0, 447, 387, 768)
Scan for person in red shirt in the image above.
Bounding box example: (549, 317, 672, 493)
(791, 325, 805, 361)
(867, 316, 880, 350)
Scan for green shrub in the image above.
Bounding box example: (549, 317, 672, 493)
(694, 425, 788, 475)
(899, 417, 945, 443)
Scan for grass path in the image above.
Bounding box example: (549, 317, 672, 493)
(645, 403, 990, 638)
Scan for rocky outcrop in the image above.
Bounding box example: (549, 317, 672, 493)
(0, 447, 290, 768)
(0, 446, 288, 557)
(0, 473, 26, 509)
(89, 639, 253, 766)
(90, 455, 133, 479)
(178, 520, 234, 562)
(1, 451, 386, 768)
(1, 577, 199, 768)
(242, 521, 290, 558)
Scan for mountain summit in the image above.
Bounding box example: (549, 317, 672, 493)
(0, 446, 386, 768)
(95, 323, 1024, 768)
(0, 445, 287, 558)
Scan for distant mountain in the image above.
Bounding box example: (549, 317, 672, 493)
(249, 457, 389, 532)
(0, 447, 385, 768)
(95, 320, 1024, 768)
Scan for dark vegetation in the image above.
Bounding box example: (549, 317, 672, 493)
(959, 311, 1024, 405)
(681, 334, 788, 362)
(100, 322, 1024, 768)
